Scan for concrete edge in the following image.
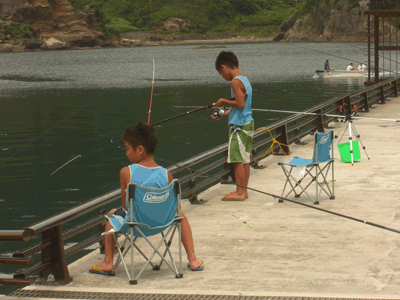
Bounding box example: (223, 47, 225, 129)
(20, 285, 400, 299)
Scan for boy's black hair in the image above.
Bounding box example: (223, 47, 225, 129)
(122, 122, 158, 154)
(215, 51, 239, 71)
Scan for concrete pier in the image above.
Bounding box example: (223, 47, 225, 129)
(7, 97, 400, 299)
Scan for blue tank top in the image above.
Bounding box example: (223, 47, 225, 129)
(228, 76, 253, 126)
(128, 164, 169, 188)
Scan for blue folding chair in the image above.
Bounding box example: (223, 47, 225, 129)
(103, 179, 183, 284)
(278, 131, 335, 204)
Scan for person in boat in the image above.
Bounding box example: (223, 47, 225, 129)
(89, 122, 204, 275)
(324, 60, 330, 71)
(358, 62, 366, 71)
(347, 63, 356, 71)
(212, 51, 254, 201)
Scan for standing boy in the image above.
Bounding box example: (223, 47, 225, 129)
(89, 122, 203, 275)
(212, 51, 254, 201)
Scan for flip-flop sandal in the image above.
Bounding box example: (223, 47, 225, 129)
(228, 192, 248, 199)
(187, 260, 204, 271)
(222, 194, 246, 201)
(89, 264, 115, 276)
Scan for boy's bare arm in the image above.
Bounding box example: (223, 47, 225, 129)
(120, 167, 130, 210)
(215, 79, 245, 108)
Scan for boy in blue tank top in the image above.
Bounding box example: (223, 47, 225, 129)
(212, 51, 254, 201)
(89, 122, 204, 275)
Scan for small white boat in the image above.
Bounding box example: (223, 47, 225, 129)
(316, 70, 367, 78)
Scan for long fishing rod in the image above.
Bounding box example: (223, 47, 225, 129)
(175, 106, 400, 123)
(251, 108, 400, 123)
(155, 156, 400, 235)
(50, 103, 217, 175)
(147, 58, 155, 124)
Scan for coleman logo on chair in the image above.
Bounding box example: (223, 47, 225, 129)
(320, 135, 329, 144)
(143, 190, 170, 203)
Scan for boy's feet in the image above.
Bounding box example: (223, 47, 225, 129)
(89, 261, 113, 273)
(222, 192, 246, 201)
(188, 258, 204, 271)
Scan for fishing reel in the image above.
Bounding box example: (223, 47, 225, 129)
(213, 107, 226, 120)
(338, 104, 358, 122)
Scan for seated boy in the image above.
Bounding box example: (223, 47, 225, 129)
(89, 122, 204, 275)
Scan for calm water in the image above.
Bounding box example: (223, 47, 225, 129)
(0, 42, 373, 293)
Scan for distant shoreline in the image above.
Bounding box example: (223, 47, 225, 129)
(0, 36, 275, 53)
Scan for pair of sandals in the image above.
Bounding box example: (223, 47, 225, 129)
(89, 260, 204, 276)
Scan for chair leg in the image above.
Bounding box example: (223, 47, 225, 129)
(129, 227, 136, 285)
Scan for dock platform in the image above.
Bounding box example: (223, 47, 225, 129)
(6, 97, 400, 299)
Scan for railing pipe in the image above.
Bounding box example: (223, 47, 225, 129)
(0, 230, 31, 242)
(24, 190, 120, 236)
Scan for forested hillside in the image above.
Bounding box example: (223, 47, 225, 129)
(67, 0, 296, 37)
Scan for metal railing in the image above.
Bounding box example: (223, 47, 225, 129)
(1, 77, 399, 286)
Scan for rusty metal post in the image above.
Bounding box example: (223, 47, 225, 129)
(188, 171, 198, 203)
(392, 80, 398, 97)
(380, 85, 386, 103)
(374, 15, 380, 83)
(222, 149, 235, 183)
(39, 225, 72, 285)
(368, 14, 371, 83)
(313, 109, 325, 133)
(273, 124, 290, 155)
(361, 92, 370, 112)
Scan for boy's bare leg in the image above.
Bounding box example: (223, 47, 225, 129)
(180, 212, 203, 270)
(244, 163, 250, 196)
(225, 162, 246, 199)
(90, 209, 117, 272)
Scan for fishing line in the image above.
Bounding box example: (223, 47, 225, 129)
(0, 90, 107, 167)
(155, 156, 400, 235)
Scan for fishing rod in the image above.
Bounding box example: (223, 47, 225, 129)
(50, 102, 218, 175)
(147, 58, 155, 125)
(175, 106, 400, 123)
(155, 156, 400, 235)
(251, 108, 400, 123)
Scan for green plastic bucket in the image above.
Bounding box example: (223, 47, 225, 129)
(337, 140, 361, 163)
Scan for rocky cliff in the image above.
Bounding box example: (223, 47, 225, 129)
(277, 0, 371, 42)
(1, 0, 106, 48)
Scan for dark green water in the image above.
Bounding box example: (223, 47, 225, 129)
(0, 42, 372, 293)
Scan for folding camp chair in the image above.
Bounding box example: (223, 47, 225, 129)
(103, 179, 183, 284)
(278, 131, 335, 205)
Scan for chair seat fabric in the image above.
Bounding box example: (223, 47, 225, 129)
(107, 208, 177, 237)
(281, 157, 333, 167)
